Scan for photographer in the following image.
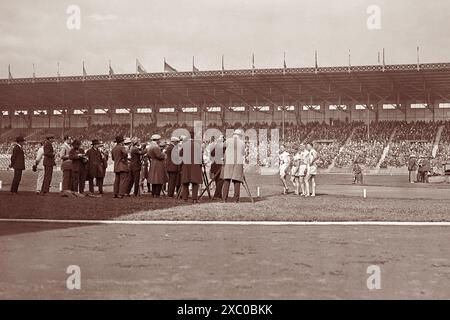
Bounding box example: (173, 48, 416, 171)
(69, 140, 88, 197)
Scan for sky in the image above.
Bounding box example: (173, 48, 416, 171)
(1, 0, 450, 78)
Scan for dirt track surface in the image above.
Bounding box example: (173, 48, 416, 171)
(1, 171, 450, 221)
(0, 222, 449, 299)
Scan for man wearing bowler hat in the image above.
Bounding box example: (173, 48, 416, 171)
(86, 139, 108, 195)
(41, 134, 56, 195)
(112, 135, 129, 198)
(9, 136, 26, 194)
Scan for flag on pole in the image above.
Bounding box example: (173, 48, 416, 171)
(8, 64, 12, 80)
(32, 63, 36, 79)
(192, 56, 199, 73)
(109, 60, 115, 76)
(221, 54, 225, 75)
(252, 53, 255, 69)
(283, 52, 287, 69)
(416, 46, 420, 71)
(163, 58, 177, 72)
(136, 58, 147, 74)
(348, 49, 352, 73)
(382, 48, 386, 71)
(314, 50, 318, 73)
(57, 62, 61, 78)
(82, 61, 87, 77)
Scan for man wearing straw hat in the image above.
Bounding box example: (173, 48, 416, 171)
(222, 129, 246, 203)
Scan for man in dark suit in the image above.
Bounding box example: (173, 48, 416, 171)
(128, 137, 146, 196)
(41, 134, 56, 195)
(86, 139, 108, 195)
(209, 135, 225, 200)
(112, 135, 129, 198)
(165, 136, 181, 197)
(69, 139, 88, 195)
(180, 137, 203, 203)
(147, 134, 167, 197)
(9, 136, 26, 194)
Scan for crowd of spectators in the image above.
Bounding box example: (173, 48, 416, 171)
(2, 120, 450, 171)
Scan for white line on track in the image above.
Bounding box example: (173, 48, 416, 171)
(1, 218, 450, 227)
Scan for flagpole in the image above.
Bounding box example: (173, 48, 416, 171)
(314, 50, 318, 74)
(348, 49, 351, 73)
(417, 46, 420, 71)
(221, 54, 225, 76)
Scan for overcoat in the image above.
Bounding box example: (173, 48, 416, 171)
(86, 147, 108, 179)
(147, 142, 167, 184)
(180, 139, 203, 185)
(222, 136, 245, 182)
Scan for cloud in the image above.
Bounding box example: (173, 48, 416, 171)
(88, 14, 119, 22)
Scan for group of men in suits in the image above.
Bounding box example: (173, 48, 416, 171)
(110, 128, 247, 202)
(8, 128, 248, 203)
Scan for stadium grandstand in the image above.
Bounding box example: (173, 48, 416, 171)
(2, 62, 450, 172)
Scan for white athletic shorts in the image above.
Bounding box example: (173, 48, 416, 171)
(298, 164, 308, 177)
(280, 164, 289, 177)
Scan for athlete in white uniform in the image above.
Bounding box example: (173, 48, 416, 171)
(278, 145, 291, 194)
(291, 144, 310, 196)
(305, 142, 318, 197)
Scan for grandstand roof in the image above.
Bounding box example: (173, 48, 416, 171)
(2, 62, 450, 111)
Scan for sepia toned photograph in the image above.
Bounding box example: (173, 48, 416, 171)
(1, 0, 450, 306)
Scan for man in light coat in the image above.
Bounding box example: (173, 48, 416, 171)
(222, 129, 246, 203)
(59, 135, 73, 195)
(34, 142, 45, 194)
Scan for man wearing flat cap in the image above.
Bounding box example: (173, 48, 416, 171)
(9, 136, 26, 194)
(166, 136, 181, 197)
(41, 134, 56, 195)
(86, 139, 108, 195)
(112, 135, 129, 198)
(147, 134, 167, 197)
